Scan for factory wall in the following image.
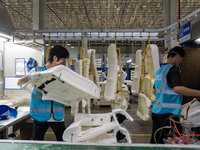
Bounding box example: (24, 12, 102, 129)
(3, 43, 43, 99)
(181, 47, 200, 104)
(67, 47, 79, 60)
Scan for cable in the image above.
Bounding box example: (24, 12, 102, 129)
(171, 118, 188, 144)
(171, 134, 200, 143)
(154, 126, 171, 144)
(158, 115, 175, 143)
(186, 98, 200, 120)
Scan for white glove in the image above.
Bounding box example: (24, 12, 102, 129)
(27, 72, 41, 82)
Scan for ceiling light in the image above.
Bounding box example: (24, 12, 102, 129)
(0, 37, 7, 41)
(68, 43, 71, 46)
(0, 32, 11, 40)
(71, 46, 74, 48)
(195, 38, 200, 44)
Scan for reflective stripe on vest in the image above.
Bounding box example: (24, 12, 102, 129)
(156, 64, 179, 95)
(30, 106, 51, 113)
(155, 89, 178, 95)
(53, 107, 65, 112)
(31, 106, 65, 113)
(155, 100, 181, 109)
(30, 66, 65, 121)
(32, 90, 42, 99)
(154, 64, 182, 111)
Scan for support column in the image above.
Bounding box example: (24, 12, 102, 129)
(142, 41, 146, 51)
(33, 0, 46, 30)
(33, 0, 46, 65)
(83, 34, 88, 57)
(131, 41, 135, 54)
(65, 41, 68, 48)
(163, 0, 178, 49)
(78, 41, 80, 59)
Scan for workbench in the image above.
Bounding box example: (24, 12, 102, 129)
(0, 140, 200, 150)
(0, 107, 30, 139)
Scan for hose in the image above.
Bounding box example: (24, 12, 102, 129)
(154, 126, 171, 144)
(171, 118, 188, 144)
(186, 98, 200, 120)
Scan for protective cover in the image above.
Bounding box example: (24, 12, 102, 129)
(181, 100, 200, 125)
(137, 93, 152, 121)
(87, 49, 100, 89)
(23, 65, 100, 106)
(62, 109, 133, 143)
(75, 60, 82, 75)
(104, 44, 118, 101)
(131, 50, 142, 95)
(136, 44, 159, 121)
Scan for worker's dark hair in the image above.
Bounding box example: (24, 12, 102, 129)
(48, 45, 69, 63)
(167, 46, 186, 58)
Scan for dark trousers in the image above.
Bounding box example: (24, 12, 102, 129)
(32, 120, 65, 141)
(150, 113, 181, 144)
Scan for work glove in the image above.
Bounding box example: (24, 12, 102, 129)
(27, 72, 41, 82)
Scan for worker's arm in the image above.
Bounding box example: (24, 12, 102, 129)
(17, 76, 29, 86)
(17, 69, 40, 86)
(174, 86, 200, 97)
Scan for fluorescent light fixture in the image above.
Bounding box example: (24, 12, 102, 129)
(195, 38, 200, 43)
(71, 46, 74, 48)
(0, 32, 11, 40)
(0, 37, 7, 41)
(67, 43, 71, 46)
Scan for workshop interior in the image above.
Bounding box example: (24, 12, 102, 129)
(0, 0, 200, 149)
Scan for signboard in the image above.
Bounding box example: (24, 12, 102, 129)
(4, 76, 21, 90)
(15, 58, 26, 76)
(179, 22, 191, 45)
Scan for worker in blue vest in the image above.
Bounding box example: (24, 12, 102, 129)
(17, 45, 69, 141)
(99, 68, 107, 82)
(150, 46, 200, 144)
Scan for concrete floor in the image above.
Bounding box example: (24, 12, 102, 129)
(44, 96, 152, 143)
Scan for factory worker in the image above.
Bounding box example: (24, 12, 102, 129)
(17, 45, 69, 141)
(150, 46, 200, 144)
(99, 69, 107, 82)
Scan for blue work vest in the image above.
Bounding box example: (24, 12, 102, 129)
(29, 66, 65, 122)
(152, 64, 183, 116)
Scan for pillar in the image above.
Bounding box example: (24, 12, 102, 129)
(163, 0, 178, 49)
(33, 0, 46, 30)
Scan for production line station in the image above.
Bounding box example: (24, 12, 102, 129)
(0, 0, 200, 149)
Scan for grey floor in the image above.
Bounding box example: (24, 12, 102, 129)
(44, 96, 152, 143)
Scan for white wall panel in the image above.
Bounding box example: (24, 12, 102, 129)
(4, 43, 43, 98)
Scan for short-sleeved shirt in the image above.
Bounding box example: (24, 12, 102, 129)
(154, 64, 181, 89)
